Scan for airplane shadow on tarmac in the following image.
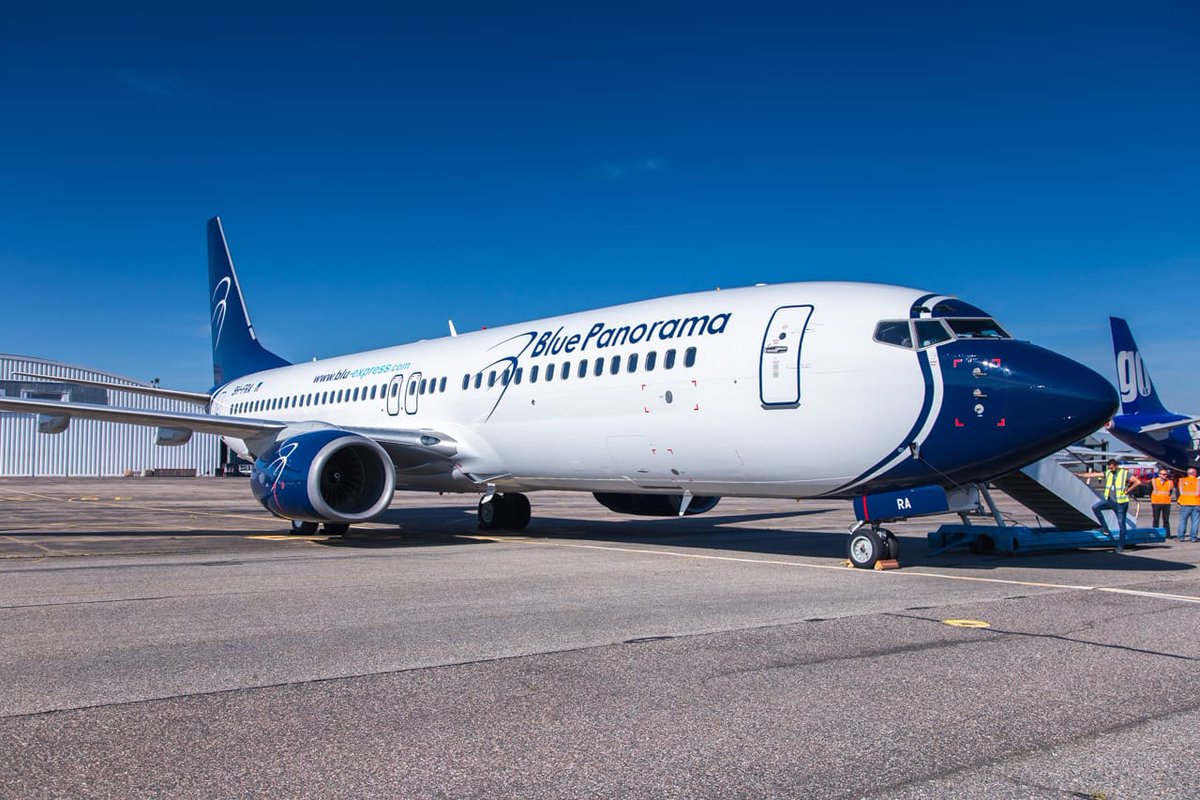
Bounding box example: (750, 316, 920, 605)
(328, 506, 1197, 574)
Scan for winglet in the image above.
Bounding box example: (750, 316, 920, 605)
(208, 217, 291, 386)
(1109, 317, 1167, 416)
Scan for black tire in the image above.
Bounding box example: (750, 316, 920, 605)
(848, 528, 884, 569)
(290, 520, 320, 535)
(505, 493, 531, 530)
(880, 529, 899, 560)
(478, 495, 506, 530)
(323, 522, 350, 536)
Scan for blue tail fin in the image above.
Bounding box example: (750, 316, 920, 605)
(208, 217, 291, 386)
(1109, 316, 1168, 416)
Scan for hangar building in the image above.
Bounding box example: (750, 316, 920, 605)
(0, 354, 220, 477)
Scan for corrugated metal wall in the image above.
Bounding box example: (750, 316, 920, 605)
(0, 354, 220, 477)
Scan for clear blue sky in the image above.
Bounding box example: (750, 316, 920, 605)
(2, 3, 1197, 404)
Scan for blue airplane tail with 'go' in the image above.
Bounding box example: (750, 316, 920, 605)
(1109, 317, 1168, 416)
(1107, 317, 1198, 471)
(208, 217, 291, 387)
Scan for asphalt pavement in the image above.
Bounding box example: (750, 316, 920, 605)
(2, 478, 1199, 799)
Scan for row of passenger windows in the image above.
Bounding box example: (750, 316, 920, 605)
(230, 375, 449, 415)
(462, 346, 697, 391)
(230, 346, 700, 415)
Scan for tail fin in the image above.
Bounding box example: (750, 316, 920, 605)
(208, 217, 291, 386)
(1109, 316, 1168, 416)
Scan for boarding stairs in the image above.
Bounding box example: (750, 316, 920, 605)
(928, 457, 1164, 554)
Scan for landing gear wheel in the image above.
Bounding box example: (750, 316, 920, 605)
(848, 528, 885, 569)
(505, 493, 531, 531)
(323, 522, 350, 536)
(880, 529, 899, 560)
(478, 495, 506, 530)
(290, 520, 320, 535)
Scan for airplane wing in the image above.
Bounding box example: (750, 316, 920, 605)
(1136, 416, 1200, 434)
(0, 395, 281, 438)
(0, 396, 459, 465)
(12, 372, 212, 405)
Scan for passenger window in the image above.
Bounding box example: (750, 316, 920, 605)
(351, 388, 359, 402)
(546, 363, 555, 381)
(502, 370, 511, 386)
(420, 379, 428, 394)
(515, 367, 523, 384)
(684, 348, 696, 368)
(462, 375, 469, 391)
(561, 362, 570, 380)
(577, 361, 588, 379)
(646, 351, 657, 371)
(531, 365, 540, 382)
(409, 382, 417, 395)
(914, 319, 953, 348)
(610, 355, 620, 375)
(873, 320, 913, 349)
(594, 357, 604, 377)
(474, 373, 482, 389)
(627, 353, 638, 372)
(439, 377, 446, 393)
(336, 391, 343, 403)
(664, 350, 676, 369)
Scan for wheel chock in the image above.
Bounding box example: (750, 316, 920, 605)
(874, 559, 900, 570)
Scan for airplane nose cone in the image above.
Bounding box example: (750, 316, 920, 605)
(1012, 347, 1118, 442)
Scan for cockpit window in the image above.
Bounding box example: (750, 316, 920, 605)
(874, 320, 913, 349)
(914, 319, 953, 348)
(945, 318, 1010, 339)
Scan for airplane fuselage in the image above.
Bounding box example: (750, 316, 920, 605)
(210, 281, 1115, 501)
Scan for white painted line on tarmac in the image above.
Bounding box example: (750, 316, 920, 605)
(521, 540, 1200, 603)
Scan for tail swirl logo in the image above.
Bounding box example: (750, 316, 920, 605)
(211, 277, 231, 348)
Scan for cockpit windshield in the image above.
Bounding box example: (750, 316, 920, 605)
(945, 318, 1010, 339)
(874, 316, 1010, 351)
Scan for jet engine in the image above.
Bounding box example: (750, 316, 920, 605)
(593, 492, 720, 517)
(251, 429, 395, 523)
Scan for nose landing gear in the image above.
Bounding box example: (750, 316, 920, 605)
(847, 522, 899, 569)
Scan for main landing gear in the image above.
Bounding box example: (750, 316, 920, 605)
(289, 520, 350, 536)
(847, 523, 899, 569)
(477, 493, 532, 531)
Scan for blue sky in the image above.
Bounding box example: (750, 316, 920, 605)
(2, 2, 1197, 404)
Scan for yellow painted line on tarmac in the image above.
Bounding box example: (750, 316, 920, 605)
(516, 540, 1200, 604)
(943, 619, 991, 628)
(247, 535, 329, 542)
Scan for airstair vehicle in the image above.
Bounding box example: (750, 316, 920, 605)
(850, 456, 1167, 558)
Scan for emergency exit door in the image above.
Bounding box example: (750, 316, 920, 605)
(759, 305, 813, 407)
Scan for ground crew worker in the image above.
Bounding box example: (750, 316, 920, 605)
(1178, 467, 1200, 543)
(1150, 468, 1175, 537)
(1092, 459, 1142, 553)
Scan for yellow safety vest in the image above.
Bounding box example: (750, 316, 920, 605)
(1104, 468, 1130, 502)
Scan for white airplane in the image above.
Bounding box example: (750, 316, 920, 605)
(1, 218, 1117, 567)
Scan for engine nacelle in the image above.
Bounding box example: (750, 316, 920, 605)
(251, 429, 395, 523)
(593, 492, 721, 517)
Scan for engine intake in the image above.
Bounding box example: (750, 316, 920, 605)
(593, 492, 720, 517)
(251, 429, 395, 522)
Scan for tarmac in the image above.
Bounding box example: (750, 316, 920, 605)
(2, 477, 1199, 799)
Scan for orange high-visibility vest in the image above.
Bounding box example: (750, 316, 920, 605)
(1151, 477, 1174, 504)
(1180, 476, 1200, 507)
